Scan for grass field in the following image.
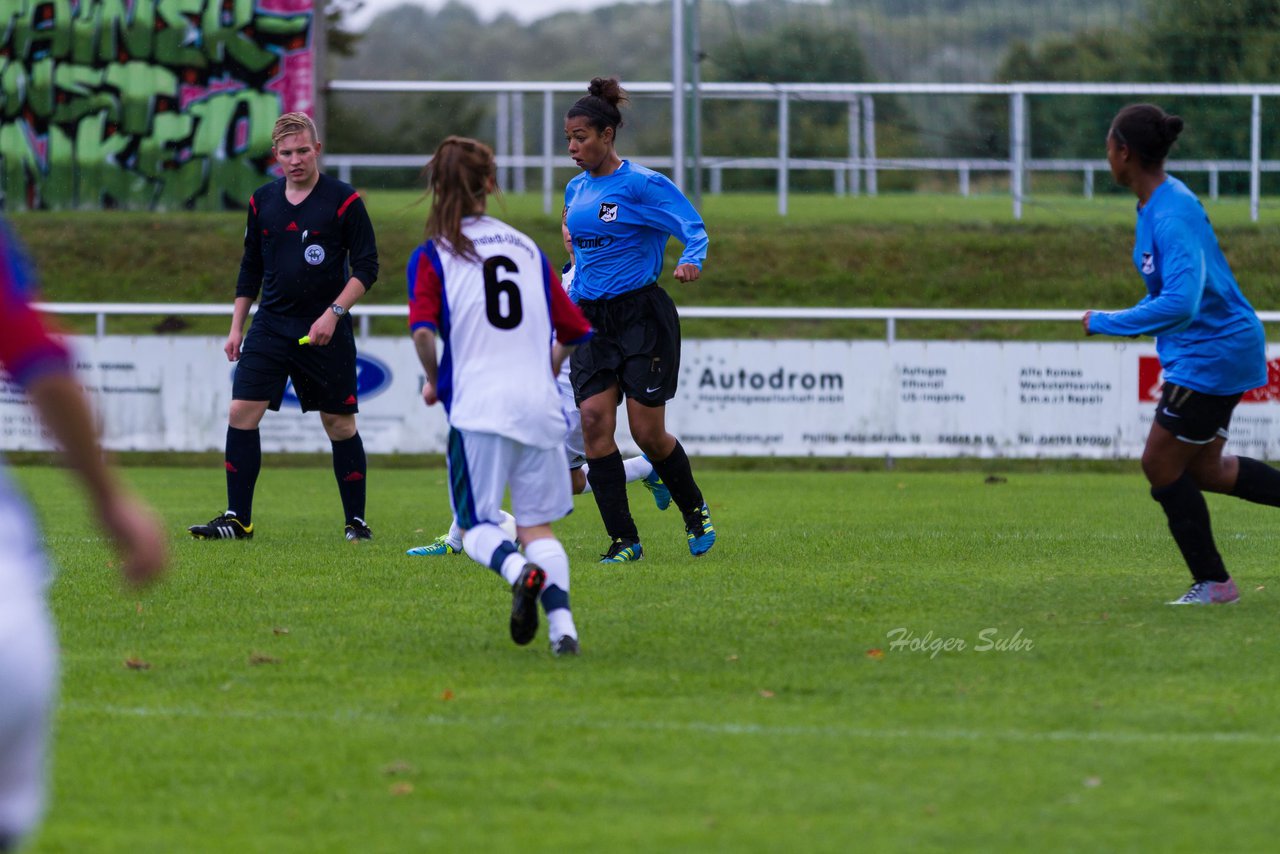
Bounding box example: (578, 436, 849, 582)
(14, 189, 1280, 342)
(18, 464, 1280, 852)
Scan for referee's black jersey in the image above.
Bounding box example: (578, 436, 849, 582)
(237, 173, 379, 318)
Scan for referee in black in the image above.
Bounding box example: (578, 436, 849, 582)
(189, 112, 379, 542)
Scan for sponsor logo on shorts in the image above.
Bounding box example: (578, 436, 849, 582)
(598, 202, 618, 222)
(304, 245, 326, 265)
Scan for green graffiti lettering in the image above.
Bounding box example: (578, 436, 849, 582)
(104, 61, 179, 136)
(9, 0, 75, 62)
(44, 121, 74, 207)
(188, 87, 274, 157)
(154, 0, 208, 69)
(26, 58, 54, 121)
(70, 0, 157, 64)
(0, 121, 41, 209)
(186, 89, 276, 207)
(138, 110, 206, 207)
(202, 0, 276, 74)
(0, 58, 19, 120)
(75, 109, 150, 207)
(2, 1, 312, 210)
(52, 63, 116, 126)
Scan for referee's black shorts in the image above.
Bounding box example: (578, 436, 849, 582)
(570, 284, 681, 408)
(232, 310, 360, 414)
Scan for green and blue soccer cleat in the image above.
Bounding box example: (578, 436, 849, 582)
(406, 535, 460, 556)
(642, 468, 672, 511)
(684, 503, 716, 556)
(599, 538, 643, 564)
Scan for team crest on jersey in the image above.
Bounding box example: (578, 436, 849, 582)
(598, 202, 618, 223)
(305, 245, 326, 265)
(1141, 252, 1154, 275)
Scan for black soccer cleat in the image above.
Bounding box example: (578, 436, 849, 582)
(509, 563, 546, 646)
(188, 512, 253, 540)
(551, 635, 580, 657)
(344, 517, 373, 541)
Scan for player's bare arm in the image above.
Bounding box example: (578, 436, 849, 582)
(412, 327, 440, 406)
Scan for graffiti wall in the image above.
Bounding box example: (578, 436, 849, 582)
(0, 0, 315, 210)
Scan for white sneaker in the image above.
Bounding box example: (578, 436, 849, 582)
(1168, 578, 1240, 605)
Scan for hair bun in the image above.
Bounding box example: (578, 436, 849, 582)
(587, 76, 625, 107)
(1164, 114, 1185, 142)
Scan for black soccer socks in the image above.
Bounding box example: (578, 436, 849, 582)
(225, 426, 261, 525)
(585, 450, 639, 542)
(649, 440, 705, 516)
(1152, 472, 1229, 583)
(331, 432, 368, 523)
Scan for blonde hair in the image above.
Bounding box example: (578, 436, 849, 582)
(424, 136, 497, 261)
(272, 112, 318, 147)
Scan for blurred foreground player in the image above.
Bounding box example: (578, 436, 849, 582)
(0, 219, 167, 850)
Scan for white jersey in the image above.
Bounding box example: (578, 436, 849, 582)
(407, 216, 593, 449)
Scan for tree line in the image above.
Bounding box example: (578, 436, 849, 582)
(323, 0, 1274, 193)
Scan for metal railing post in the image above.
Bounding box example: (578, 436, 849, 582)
(777, 92, 789, 216)
(543, 90, 555, 215)
(1250, 92, 1262, 222)
(1010, 90, 1026, 220)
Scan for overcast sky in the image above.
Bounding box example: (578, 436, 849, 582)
(348, 0, 624, 27)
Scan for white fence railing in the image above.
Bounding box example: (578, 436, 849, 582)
(326, 79, 1280, 220)
(36, 302, 1280, 345)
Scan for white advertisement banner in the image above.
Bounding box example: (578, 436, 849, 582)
(4, 336, 1280, 458)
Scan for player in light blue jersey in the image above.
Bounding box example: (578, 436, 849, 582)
(563, 76, 716, 564)
(1085, 103, 1280, 605)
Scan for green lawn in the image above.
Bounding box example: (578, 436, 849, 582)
(19, 465, 1280, 852)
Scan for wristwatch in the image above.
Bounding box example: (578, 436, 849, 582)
(330, 304, 347, 317)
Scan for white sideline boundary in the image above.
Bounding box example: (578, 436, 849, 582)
(62, 703, 1280, 746)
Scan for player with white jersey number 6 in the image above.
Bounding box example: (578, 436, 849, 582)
(407, 136, 593, 656)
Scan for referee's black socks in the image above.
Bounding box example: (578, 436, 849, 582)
(1232, 456, 1280, 507)
(585, 450, 639, 542)
(225, 426, 261, 525)
(649, 440, 704, 516)
(1151, 473, 1229, 583)
(331, 433, 367, 523)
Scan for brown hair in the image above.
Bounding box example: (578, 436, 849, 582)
(272, 112, 318, 147)
(1110, 104, 1184, 168)
(565, 77, 629, 137)
(423, 136, 497, 261)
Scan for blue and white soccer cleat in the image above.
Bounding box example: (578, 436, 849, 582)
(642, 468, 672, 511)
(406, 535, 460, 556)
(684, 503, 716, 556)
(599, 539, 643, 564)
(1167, 578, 1239, 605)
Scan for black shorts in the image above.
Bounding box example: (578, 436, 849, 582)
(232, 310, 359, 414)
(570, 284, 681, 407)
(1153, 383, 1241, 444)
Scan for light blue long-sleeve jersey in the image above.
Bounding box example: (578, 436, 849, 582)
(1089, 176, 1266, 395)
(564, 160, 708, 301)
